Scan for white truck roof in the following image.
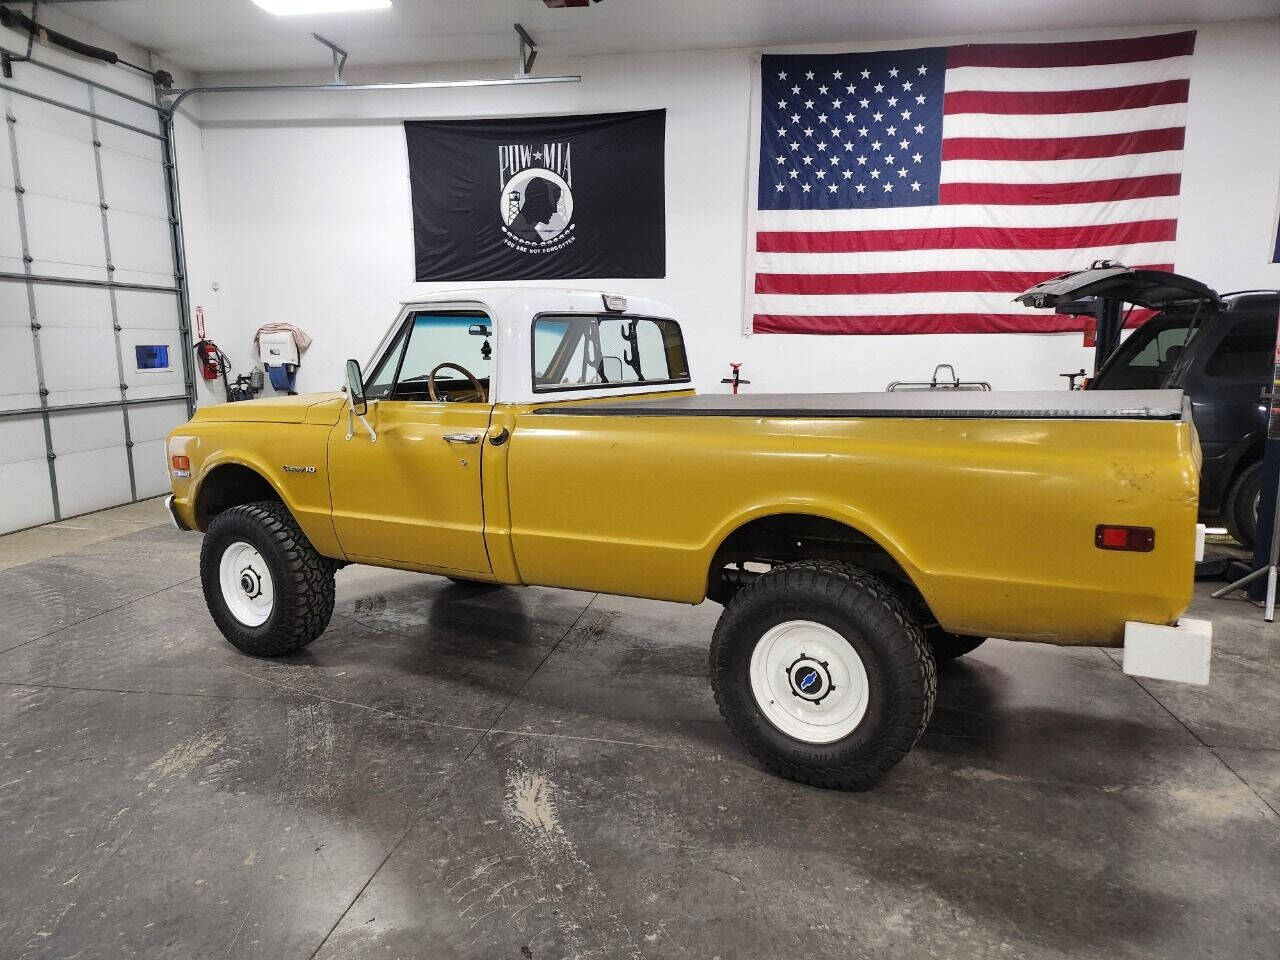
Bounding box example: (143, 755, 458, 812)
(384, 287, 684, 405)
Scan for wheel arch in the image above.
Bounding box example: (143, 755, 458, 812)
(704, 506, 926, 606)
(193, 458, 285, 531)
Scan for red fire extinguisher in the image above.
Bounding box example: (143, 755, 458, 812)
(194, 339, 222, 381)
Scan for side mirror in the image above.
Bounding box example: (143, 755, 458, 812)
(343, 358, 376, 442)
(345, 358, 367, 415)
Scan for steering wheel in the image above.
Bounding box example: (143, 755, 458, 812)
(427, 362, 487, 403)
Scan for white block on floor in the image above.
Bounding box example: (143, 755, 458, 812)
(1123, 617, 1212, 686)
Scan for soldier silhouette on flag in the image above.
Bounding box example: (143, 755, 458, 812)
(507, 176, 562, 242)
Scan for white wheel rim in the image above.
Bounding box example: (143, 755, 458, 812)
(749, 620, 870, 744)
(218, 540, 275, 627)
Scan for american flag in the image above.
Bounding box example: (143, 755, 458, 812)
(748, 32, 1195, 334)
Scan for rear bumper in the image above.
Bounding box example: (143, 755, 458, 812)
(164, 495, 191, 532)
(1123, 617, 1212, 685)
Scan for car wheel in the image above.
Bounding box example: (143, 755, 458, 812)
(200, 501, 335, 657)
(1225, 461, 1263, 550)
(709, 560, 936, 790)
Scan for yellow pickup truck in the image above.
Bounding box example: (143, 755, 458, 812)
(166, 288, 1210, 790)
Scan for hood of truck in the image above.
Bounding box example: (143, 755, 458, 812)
(191, 392, 345, 424)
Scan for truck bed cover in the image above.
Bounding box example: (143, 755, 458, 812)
(533, 389, 1185, 421)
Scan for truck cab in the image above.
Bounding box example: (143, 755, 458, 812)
(325, 288, 691, 576)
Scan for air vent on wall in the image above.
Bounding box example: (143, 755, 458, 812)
(542, 0, 604, 8)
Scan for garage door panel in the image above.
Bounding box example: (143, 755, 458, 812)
(106, 209, 173, 284)
(51, 407, 125, 455)
(22, 194, 107, 280)
(0, 118, 13, 188)
(53, 443, 131, 518)
(95, 91, 162, 137)
(0, 416, 57, 530)
(16, 124, 100, 206)
(0, 279, 29, 321)
(0, 415, 48, 465)
(120, 329, 184, 399)
(33, 283, 111, 329)
(0, 193, 22, 262)
(115, 288, 180, 330)
(96, 123, 164, 164)
(0, 326, 40, 411)
(39, 326, 120, 406)
(11, 93, 92, 142)
(9, 66, 91, 115)
(100, 147, 169, 219)
(129, 401, 188, 443)
(130, 437, 171, 498)
(0, 452, 56, 533)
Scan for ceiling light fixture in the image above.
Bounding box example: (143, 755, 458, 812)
(249, 0, 392, 16)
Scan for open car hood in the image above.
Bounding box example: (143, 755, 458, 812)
(1015, 263, 1221, 310)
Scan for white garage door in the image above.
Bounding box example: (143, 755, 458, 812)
(0, 58, 192, 534)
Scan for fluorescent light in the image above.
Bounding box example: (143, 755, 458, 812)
(250, 0, 391, 15)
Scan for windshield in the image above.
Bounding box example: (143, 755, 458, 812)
(532, 314, 690, 392)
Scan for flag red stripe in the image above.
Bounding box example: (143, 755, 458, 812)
(757, 219, 1178, 253)
(754, 313, 1092, 334)
(945, 32, 1196, 69)
(944, 79, 1189, 116)
(940, 174, 1180, 205)
(753, 311, 1155, 335)
(755, 264, 1172, 296)
(941, 127, 1184, 161)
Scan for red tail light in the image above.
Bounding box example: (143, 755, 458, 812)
(1095, 525, 1155, 552)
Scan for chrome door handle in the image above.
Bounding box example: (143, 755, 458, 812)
(442, 432, 482, 444)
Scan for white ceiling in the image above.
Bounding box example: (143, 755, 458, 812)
(50, 0, 1280, 77)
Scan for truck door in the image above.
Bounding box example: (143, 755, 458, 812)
(327, 311, 494, 573)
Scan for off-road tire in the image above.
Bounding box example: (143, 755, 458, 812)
(200, 501, 335, 657)
(709, 560, 936, 790)
(1224, 460, 1262, 550)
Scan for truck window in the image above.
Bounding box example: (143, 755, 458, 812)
(365, 311, 492, 402)
(1203, 316, 1277, 380)
(532, 314, 690, 391)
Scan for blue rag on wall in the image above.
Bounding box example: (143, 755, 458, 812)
(266, 364, 296, 392)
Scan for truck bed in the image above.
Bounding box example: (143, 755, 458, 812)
(533, 389, 1186, 421)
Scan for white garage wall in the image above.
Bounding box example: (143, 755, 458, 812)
(123, 18, 1280, 398)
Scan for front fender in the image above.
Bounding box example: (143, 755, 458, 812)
(168, 422, 343, 559)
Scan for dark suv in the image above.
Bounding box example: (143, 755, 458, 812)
(1089, 291, 1279, 546)
(1015, 265, 1279, 548)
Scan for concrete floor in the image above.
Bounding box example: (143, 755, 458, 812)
(1, 501, 1277, 960)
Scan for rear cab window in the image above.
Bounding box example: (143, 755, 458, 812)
(532, 314, 691, 392)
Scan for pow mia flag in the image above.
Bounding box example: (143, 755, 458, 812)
(405, 110, 666, 281)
